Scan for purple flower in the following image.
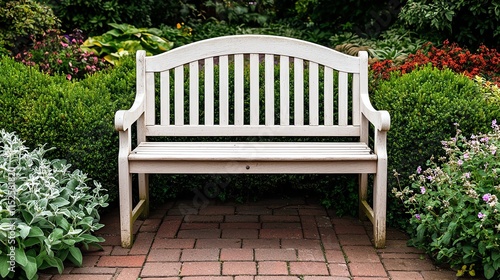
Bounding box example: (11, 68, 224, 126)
(415, 214, 421, 220)
(457, 159, 463, 166)
(463, 153, 469, 159)
(464, 172, 471, 178)
(492, 119, 497, 128)
(483, 193, 492, 202)
(427, 176, 433, 181)
(420, 186, 426, 194)
(478, 212, 485, 219)
(416, 166, 422, 174)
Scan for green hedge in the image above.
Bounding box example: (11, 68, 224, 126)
(0, 55, 136, 202)
(371, 66, 500, 227)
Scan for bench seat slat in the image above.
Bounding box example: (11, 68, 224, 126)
(129, 142, 376, 161)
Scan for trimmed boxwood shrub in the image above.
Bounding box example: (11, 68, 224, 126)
(0, 55, 136, 203)
(371, 66, 500, 227)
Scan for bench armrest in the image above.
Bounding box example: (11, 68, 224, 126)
(115, 97, 145, 131)
(360, 94, 390, 131)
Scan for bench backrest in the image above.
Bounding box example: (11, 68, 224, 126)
(137, 35, 369, 137)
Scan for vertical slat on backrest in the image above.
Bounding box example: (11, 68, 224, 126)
(324, 67, 334, 126)
(309, 62, 319, 125)
(204, 58, 214, 125)
(234, 54, 244, 126)
(280, 56, 290, 125)
(189, 62, 199, 125)
(160, 71, 170, 125)
(352, 73, 360, 125)
(338, 72, 348, 126)
(174, 66, 184, 125)
(250, 54, 259, 125)
(219, 55, 229, 125)
(145, 72, 155, 125)
(265, 54, 274, 126)
(294, 58, 304, 125)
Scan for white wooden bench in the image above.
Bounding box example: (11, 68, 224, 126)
(115, 35, 390, 248)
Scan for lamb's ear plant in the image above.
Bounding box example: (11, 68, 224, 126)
(394, 120, 500, 279)
(0, 130, 108, 279)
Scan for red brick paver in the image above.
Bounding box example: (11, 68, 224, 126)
(38, 196, 467, 279)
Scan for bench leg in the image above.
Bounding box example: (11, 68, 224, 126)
(358, 173, 368, 220)
(119, 171, 134, 248)
(138, 173, 149, 218)
(372, 171, 387, 249)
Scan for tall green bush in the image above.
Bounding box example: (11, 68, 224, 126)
(38, 0, 154, 35)
(0, 0, 60, 53)
(371, 66, 500, 227)
(399, 0, 500, 48)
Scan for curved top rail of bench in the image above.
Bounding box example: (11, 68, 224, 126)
(143, 34, 363, 73)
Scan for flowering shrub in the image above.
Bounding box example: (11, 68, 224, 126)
(371, 40, 500, 86)
(14, 29, 108, 80)
(0, 130, 108, 279)
(394, 121, 500, 279)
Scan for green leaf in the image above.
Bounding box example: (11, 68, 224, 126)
(478, 241, 486, 255)
(28, 226, 44, 237)
(484, 263, 495, 279)
(23, 256, 38, 280)
(492, 251, 500, 262)
(15, 247, 28, 266)
(51, 197, 70, 208)
(0, 255, 12, 278)
(43, 256, 63, 274)
(18, 223, 31, 239)
(56, 216, 70, 231)
(441, 231, 451, 245)
(24, 237, 42, 247)
(68, 247, 83, 266)
(80, 233, 101, 243)
(49, 228, 63, 241)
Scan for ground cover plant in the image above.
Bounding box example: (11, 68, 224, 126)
(394, 121, 500, 279)
(0, 130, 108, 279)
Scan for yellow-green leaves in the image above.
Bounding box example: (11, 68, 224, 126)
(81, 23, 174, 65)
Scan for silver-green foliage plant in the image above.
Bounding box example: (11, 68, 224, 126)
(0, 130, 108, 279)
(394, 121, 500, 279)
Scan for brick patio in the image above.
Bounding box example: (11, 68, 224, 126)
(39, 196, 470, 280)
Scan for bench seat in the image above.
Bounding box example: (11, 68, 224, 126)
(129, 142, 377, 174)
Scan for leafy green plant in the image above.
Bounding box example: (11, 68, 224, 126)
(394, 121, 500, 279)
(399, 0, 500, 48)
(81, 23, 174, 65)
(330, 27, 427, 61)
(0, 0, 60, 53)
(0, 129, 108, 279)
(371, 66, 500, 228)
